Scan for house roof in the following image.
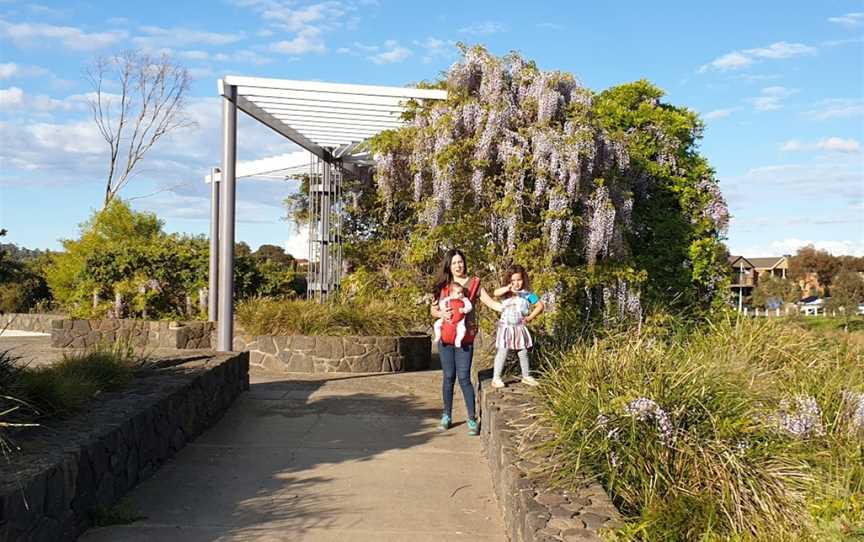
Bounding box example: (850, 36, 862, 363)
(728, 255, 754, 268)
(748, 256, 788, 269)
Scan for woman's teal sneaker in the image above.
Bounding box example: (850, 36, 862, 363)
(467, 417, 479, 436)
(439, 413, 451, 430)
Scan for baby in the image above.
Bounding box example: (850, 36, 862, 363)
(433, 281, 474, 348)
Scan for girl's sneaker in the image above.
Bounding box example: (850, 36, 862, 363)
(521, 375, 540, 387)
(467, 417, 479, 436)
(439, 413, 451, 431)
(491, 377, 505, 388)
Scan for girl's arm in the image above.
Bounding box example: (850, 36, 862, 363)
(478, 286, 504, 312)
(492, 285, 510, 297)
(524, 300, 545, 323)
(460, 298, 474, 314)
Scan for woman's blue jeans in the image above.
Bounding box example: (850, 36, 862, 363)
(439, 341, 476, 419)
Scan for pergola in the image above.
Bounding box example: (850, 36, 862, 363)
(211, 76, 447, 351)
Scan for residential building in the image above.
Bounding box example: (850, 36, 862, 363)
(729, 255, 756, 310)
(749, 256, 789, 280)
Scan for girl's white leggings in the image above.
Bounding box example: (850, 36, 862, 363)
(493, 347, 531, 378)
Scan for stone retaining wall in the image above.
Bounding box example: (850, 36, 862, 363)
(0, 352, 249, 542)
(479, 372, 622, 542)
(0, 313, 62, 334)
(51, 319, 214, 349)
(234, 333, 431, 373)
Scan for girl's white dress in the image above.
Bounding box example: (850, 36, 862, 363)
(495, 294, 533, 350)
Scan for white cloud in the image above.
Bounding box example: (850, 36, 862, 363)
(0, 19, 127, 50)
(536, 22, 564, 30)
(368, 40, 411, 64)
(413, 37, 456, 64)
(258, 2, 341, 31)
(27, 120, 105, 154)
(699, 41, 816, 72)
(780, 137, 861, 153)
(459, 21, 507, 35)
(212, 50, 273, 65)
(0, 63, 17, 79)
(133, 26, 245, 49)
(749, 86, 796, 111)
(284, 224, 308, 259)
(339, 39, 413, 64)
(270, 27, 326, 54)
(819, 137, 861, 153)
(0, 86, 23, 107)
(828, 12, 864, 27)
(755, 239, 864, 257)
(179, 50, 210, 61)
(804, 98, 864, 120)
(703, 107, 737, 120)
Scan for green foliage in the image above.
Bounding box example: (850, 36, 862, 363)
(752, 275, 801, 309)
(0, 230, 53, 313)
(236, 295, 422, 337)
(45, 200, 304, 319)
(827, 270, 864, 327)
(537, 316, 864, 540)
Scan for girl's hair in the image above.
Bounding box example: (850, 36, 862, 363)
(501, 264, 530, 298)
(432, 249, 467, 300)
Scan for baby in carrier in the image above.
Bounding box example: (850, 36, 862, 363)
(433, 281, 474, 348)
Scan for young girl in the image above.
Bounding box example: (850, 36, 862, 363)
(488, 265, 545, 388)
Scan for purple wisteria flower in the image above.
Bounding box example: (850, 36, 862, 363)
(772, 395, 825, 439)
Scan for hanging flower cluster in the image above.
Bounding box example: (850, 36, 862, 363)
(771, 395, 825, 439)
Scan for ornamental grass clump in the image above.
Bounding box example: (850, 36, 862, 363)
(236, 297, 421, 337)
(12, 342, 146, 418)
(538, 316, 864, 541)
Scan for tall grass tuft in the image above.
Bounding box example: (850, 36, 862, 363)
(537, 315, 864, 541)
(13, 342, 147, 417)
(236, 297, 422, 336)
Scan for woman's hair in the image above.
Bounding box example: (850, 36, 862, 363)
(432, 248, 467, 300)
(501, 264, 530, 298)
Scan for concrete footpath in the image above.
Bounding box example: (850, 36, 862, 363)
(80, 370, 506, 542)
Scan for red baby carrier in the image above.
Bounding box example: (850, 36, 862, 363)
(439, 277, 480, 346)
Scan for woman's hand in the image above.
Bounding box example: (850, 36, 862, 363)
(442, 307, 454, 321)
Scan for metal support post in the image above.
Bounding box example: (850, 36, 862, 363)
(217, 85, 237, 352)
(208, 167, 220, 322)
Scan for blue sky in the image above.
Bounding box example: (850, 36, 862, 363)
(1, 0, 862, 258)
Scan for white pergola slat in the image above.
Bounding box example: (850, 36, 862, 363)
(211, 76, 447, 351)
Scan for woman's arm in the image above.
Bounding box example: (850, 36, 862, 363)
(478, 287, 504, 312)
(430, 298, 452, 320)
(524, 300, 545, 323)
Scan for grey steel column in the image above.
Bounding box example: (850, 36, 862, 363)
(208, 167, 220, 322)
(217, 85, 237, 351)
(320, 161, 331, 297)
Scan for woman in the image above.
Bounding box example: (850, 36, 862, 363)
(430, 249, 498, 435)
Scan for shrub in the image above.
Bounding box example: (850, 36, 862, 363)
(537, 316, 864, 540)
(236, 297, 422, 336)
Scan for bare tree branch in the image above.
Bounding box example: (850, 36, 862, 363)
(86, 50, 194, 208)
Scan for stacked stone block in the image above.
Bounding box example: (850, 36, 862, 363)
(233, 333, 431, 373)
(50, 320, 214, 349)
(479, 377, 623, 542)
(0, 352, 249, 542)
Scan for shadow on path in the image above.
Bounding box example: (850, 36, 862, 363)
(81, 371, 503, 541)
